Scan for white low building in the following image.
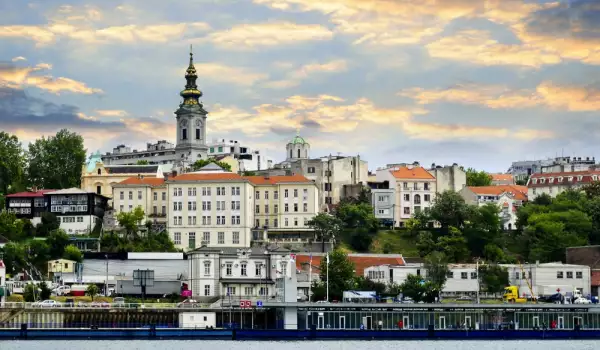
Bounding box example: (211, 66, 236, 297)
(0, 259, 6, 305)
(187, 246, 296, 303)
(504, 262, 591, 297)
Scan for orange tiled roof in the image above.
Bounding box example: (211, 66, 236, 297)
(468, 185, 528, 201)
(170, 173, 243, 181)
(391, 166, 435, 180)
(118, 177, 165, 186)
(490, 173, 513, 182)
(528, 170, 600, 188)
(244, 174, 313, 185)
(295, 254, 405, 276)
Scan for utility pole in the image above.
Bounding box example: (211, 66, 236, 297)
(105, 254, 109, 297)
(308, 253, 312, 303)
(476, 258, 480, 304)
(326, 252, 330, 302)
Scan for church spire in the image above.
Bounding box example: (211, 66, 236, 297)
(180, 45, 203, 106)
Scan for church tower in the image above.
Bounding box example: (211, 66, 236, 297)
(286, 129, 310, 161)
(175, 47, 208, 167)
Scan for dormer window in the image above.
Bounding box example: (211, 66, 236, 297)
(549, 177, 554, 183)
(593, 175, 598, 181)
(578, 175, 583, 181)
(540, 178, 545, 184)
(568, 176, 573, 182)
(532, 178, 537, 184)
(558, 177, 563, 182)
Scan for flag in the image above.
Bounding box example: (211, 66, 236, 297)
(326, 253, 330, 264)
(309, 253, 312, 264)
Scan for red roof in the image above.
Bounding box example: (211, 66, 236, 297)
(295, 254, 405, 276)
(468, 185, 528, 201)
(244, 174, 313, 185)
(490, 173, 513, 182)
(592, 270, 600, 286)
(118, 177, 165, 186)
(5, 189, 55, 198)
(391, 166, 435, 180)
(528, 170, 600, 188)
(170, 173, 243, 181)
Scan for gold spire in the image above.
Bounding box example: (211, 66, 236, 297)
(180, 47, 202, 105)
(296, 127, 300, 136)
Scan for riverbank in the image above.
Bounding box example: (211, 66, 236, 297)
(1, 328, 600, 341)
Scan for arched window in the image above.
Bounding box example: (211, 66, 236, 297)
(508, 223, 512, 230)
(414, 194, 421, 204)
(297, 149, 300, 158)
(97, 169, 101, 175)
(289, 149, 293, 159)
(305, 150, 308, 158)
(203, 261, 211, 276)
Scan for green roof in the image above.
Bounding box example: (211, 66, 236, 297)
(291, 135, 307, 145)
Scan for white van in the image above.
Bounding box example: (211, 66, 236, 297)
(52, 285, 71, 296)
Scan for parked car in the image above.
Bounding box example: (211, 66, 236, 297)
(90, 301, 111, 308)
(574, 297, 592, 304)
(33, 300, 62, 308)
(177, 299, 201, 308)
(112, 297, 126, 307)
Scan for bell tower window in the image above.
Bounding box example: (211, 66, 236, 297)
(196, 128, 200, 140)
(297, 149, 300, 158)
(182, 128, 187, 140)
(289, 149, 292, 159)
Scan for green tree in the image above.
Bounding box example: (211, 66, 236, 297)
(191, 159, 232, 172)
(308, 213, 342, 252)
(353, 276, 387, 295)
(416, 231, 436, 257)
(46, 229, 70, 259)
(335, 202, 379, 231)
(1, 242, 27, 275)
(0, 210, 25, 241)
(35, 212, 60, 237)
(63, 245, 83, 262)
(437, 227, 470, 263)
(582, 181, 600, 199)
(479, 264, 509, 295)
(116, 206, 146, 238)
(136, 160, 149, 165)
(23, 283, 38, 302)
(466, 168, 492, 186)
(313, 250, 355, 301)
(532, 193, 552, 206)
(399, 274, 439, 303)
(86, 284, 99, 301)
(29, 239, 51, 268)
(424, 251, 449, 290)
(522, 212, 588, 262)
(429, 191, 471, 231)
(38, 282, 52, 300)
(27, 129, 86, 189)
(0, 132, 25, 196)
(241, 170, 256, 176)
(347, 227, 373, 252)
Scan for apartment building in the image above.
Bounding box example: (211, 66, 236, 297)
(527, 169, 600, 200)
(459, 185, 527, 230)
(376, 164, 436, 227)
(166, 172, 253, 251)
(112, 176, 168, 224)
(245, 175, 319, 243)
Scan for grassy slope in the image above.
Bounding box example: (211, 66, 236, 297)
(369, 230, 420, 257)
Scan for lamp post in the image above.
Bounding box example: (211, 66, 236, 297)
(475, 258, 480, 304)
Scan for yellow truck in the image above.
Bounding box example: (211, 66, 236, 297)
(502, 286, 527, 303)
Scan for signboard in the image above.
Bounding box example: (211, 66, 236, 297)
(239, 300, 252, 309)
(257, 300, 263, 308)
(290, 254, 296, 261)
(133, 269, 155, 287)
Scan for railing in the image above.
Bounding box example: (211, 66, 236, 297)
(0, 302, 206, 310)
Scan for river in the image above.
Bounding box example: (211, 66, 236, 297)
(1, 340, 599, 350)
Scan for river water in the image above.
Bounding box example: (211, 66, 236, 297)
(1, 340, 599, 350)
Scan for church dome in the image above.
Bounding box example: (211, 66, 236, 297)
(290, 135, 307, 145)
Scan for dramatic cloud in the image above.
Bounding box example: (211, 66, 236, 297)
(0, 62, 102, 94)
(400, 82, 600, 112)
(194, 63, 268, 86)
(264, 59, 348, 89)
(95, 110, 129, 117)
(204, 22, 333, 49)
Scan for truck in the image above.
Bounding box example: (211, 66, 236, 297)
(69, 284, 90, 297)
(502, 286, 527, 303)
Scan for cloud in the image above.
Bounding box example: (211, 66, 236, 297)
(204, 21, 333, 49)
(425, 30, 562, 68)
(11, 56, 26, 62)
(400, 82, 600, 112)
(208, 93, 551, 141)
(0, 22, 211, 45)
(263, 59, 348, 89)
(194, 63, 268, 86)
(0, 62, 102, 95)
(95, 109, 129, 117)
(253, 0, 543, 47)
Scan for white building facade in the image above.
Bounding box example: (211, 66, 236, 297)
(459, 185, 528, 231)
(504, 262, 591, 297)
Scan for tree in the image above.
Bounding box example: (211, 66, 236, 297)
(27, 129, 86, 189)
(0, 132, 25, 196)
(116, 206, 146, 238)
(416, 231, 436, 257)
(353, 276, 387, 295)
(46, 229, 70, 259)
(436, 227, 470, 262)
(479, 264, 509, 295)
(583, 181, 600, 199)
(0, 210, 25, 241)
(466, 168, 492, 186)
(86, 284, 99, 301)
(532, 193, 552, 206)
(242, 170, 256, 176)
(23, 283, 38, 302)
(1, 242, 27, 275)
(63, 245, 83, 262)
(35, 212, 60, 237)
(335, 202, 379, 231)
(424, 251, 449, 291)
(136, 160, 149, 165)
(38, 282, 52, 300)
(29, 239, 51, 268)
(313, 250, 355, 301)
(191, 159, 232, 172)
(308, 213, 342, 252)
(347, 228, 373, 252)
(399, 274, 439, 303)
(429, 191, 471, 230)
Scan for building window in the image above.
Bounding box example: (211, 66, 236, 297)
(255, 264, 262, 276)
(162, 192, 166, 200)
(557, 271, 563, 279)
(294, 203, 298, 212)
(162, 206, 166, 215)
(414, 194, 421, 204)
(196, 128, 200, 140)
(218, 232, 225, 244)
(308, 167, 315, 173)
(265, 205, 269, 213)
(153, 192, 157, 201)
(285, 218, 289, 226)
(294, 189, 298, 197)
(404, 194, 409, 201)
(461, 272, 468, 279)
(576, 271, 583, 279)
(470, 272, 477, 279)
(174, 232, 181, 245)
(566, 271, 573, 279)
(226, 263, 232, 276)
(182, 128, 187, 140)
(96, 186, 101, 195)
(241, 263, 247, 276)
(264, 191, 269, 199)
(284, 189, 289, 198)
(274, 191, 279, 199)
(128, 191, 133, 200)
(274, 204, 278, 213)
(204, 285, 210, 296)
(403, 207, 410, 215)
(202, 232, 210, 245)
(244, 287, 253, 296)
(424, 194, 430, 202)
(303, 203, 308, 212)
(403, 182, 408, 189)
(274, 219, 278, 227)
(119, 205, 124, 212)
(137, 191, 142, 200)
(233, 231, 240, 244)
(255, 205, 260, 214)
(294, 218, 298, 226)
(324, 183, 332, 191)
(515, 272, 520, 279)
(446, 272, 454, 278)
(120, 191, 124, 200)
(189, 232, 196, 249)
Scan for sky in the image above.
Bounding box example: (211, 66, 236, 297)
(1, 0, 600, 173)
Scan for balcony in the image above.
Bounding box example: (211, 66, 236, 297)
(149, 213, 167, 218)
